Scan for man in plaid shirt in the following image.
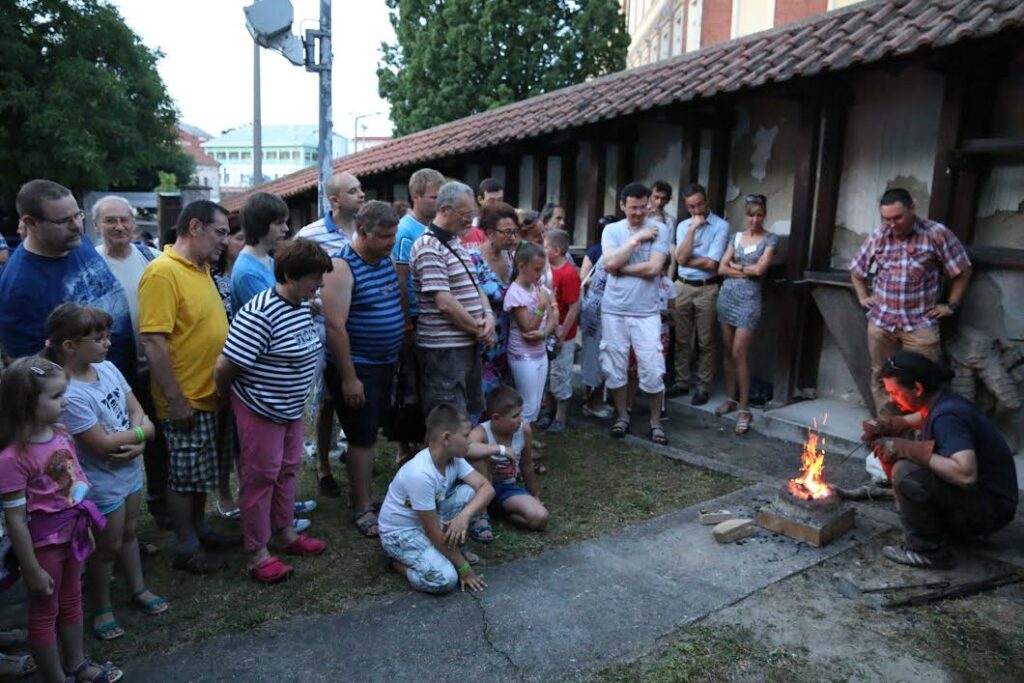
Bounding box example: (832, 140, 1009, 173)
(850, 188, 972, 416)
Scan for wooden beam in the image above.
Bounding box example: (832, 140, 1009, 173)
(584, 141, 607, 245)
(808, 101, 847, 270)
(504, 158, 520, 209)
(530, 153, 547, 210)
(559, 144, 578, 236)
(707, 120, 730, 215)
(675, 122, 701, 222)
(614, 122, 637, 196)
(928, 66, 967, 226)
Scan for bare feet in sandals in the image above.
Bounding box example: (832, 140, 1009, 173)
(353, 506, 380, 537)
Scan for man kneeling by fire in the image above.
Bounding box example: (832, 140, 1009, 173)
(862, 350, 1018, 569)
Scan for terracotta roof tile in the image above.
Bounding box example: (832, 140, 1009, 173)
(224, 0, 1024, 211)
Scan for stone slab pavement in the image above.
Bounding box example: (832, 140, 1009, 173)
(122, 483, 890, 682)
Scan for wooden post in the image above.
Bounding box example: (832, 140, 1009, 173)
(707, 120, 731, 215)
(559, 144, 577, 235)
(583, 141, 607, 245)
(531, 152, 547, 210)
(614, 122, 637, 197)
(675, 121, 701, 221)
(504, 157, 520, 209)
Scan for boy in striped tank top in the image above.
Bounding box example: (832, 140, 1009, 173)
(467, 385, 549, 531)
(321, 202, 405, 538)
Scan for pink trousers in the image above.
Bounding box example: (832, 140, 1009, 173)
(27, 543, 83, 648)
(231, 394, 304, 553)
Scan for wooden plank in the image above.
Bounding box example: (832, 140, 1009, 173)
(504, 158, 520, 210)
(559, 144, 578, 233)
(707, 120, 730, 215)
(810, 286, 874, 409)
(614, 122, 637, 196)
(530, 152, 547, 210)
(675, 121, 701, 222)
(582, 142, 606, 245)
(967, 245, 1024, 270)
(809, 100, 848, 270)
(958, 137, 1024, 157)
(928, 67, 966, 226)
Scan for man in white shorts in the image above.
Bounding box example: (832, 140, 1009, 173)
(600, 182, 671, 445)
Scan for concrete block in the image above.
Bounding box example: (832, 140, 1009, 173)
(758, 502, 856, 548)
(712, 518, 756, 544)
(699, 509, 737, 525)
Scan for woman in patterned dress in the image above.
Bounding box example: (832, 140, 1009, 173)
(715, 195, 779, 435)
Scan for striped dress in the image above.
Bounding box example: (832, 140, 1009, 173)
(337, 244, 405, 365)
(222, 288, 321, 422)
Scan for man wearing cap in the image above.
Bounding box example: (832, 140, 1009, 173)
(865, 350, 1017, 569)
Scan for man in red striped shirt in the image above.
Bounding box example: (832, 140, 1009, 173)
(850, 188, 972, 416)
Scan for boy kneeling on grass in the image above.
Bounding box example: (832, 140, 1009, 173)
(468, 385, 549, 531)
(378, 404, 496, 594)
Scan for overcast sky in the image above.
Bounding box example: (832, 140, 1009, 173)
(111, 0, 395, 141)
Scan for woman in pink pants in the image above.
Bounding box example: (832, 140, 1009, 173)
(215, 238, 333, 583)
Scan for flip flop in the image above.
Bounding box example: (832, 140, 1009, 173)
(131, 587, 169, 616)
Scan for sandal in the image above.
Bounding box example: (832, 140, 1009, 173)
(353, 506, 380, 538)
(714, 399, 738, 417)
(90, 609, 124, 641)
(248, 555, 294, 584)
(469, 514, 494, 544)
(66, 656, 123, 683)
(609, 417, 629, 438)
(0, 628, 27, 648)
(215, 500, 240, 520)
(735, 411, 753, 435)
(281, 533, 328, 557)
(533, 462, 549, 475)
(649, 424, 669, 445)
(0, 652, 36, 678)
(131, 588, 169, 616)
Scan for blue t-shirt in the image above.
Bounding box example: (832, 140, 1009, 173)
(0, 235, 135, 377)
(392, 214, 427, 317)
(231, 251, 276, 314)
(923, 392, 1018, 514)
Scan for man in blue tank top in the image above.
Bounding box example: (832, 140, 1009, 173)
(321, 201, 405, 538)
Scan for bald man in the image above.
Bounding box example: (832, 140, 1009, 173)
(298, 171, 365, 498)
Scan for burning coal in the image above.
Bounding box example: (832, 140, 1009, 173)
(788, 415, 833, 500)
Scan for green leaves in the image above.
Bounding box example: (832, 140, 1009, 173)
(0, 0, 193, 196)
(378, 0, 629, 136)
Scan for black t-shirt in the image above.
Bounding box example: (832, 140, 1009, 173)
(923, 392, 1018, 512)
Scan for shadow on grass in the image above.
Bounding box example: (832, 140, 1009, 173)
(92, 428, 743, 660)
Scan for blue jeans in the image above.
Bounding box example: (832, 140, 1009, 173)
(379, 483, 476, 594)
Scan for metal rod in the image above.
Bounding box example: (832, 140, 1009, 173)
(253, 40, 262, 187)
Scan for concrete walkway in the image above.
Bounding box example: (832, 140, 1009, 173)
(123, 482, 888, 682)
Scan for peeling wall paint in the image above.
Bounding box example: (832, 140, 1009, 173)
(750, 125, 780, 181)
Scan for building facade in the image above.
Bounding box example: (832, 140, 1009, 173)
(203, 124, 349, 190)
(177, 126, 221, 201)
(623, 0, 865, 68)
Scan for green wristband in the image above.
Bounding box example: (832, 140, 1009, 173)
(457, 561, 471, 576)
(133, 426, 146, 444)
(534, 308, 545, 318)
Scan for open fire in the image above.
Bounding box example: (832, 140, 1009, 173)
(787, 415, 833, 501)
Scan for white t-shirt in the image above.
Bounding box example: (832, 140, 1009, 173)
(96, 243, 161, 369)
(378, 448, 475, 535)
(600, 217, 671, 317)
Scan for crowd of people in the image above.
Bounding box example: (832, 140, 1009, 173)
(0, 172, 1018, 682)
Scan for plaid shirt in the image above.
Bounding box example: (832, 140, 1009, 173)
(850, 217, 970, 332)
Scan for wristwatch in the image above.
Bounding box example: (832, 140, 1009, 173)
(946, 301, 958, 314)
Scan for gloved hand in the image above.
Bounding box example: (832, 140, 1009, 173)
(860, 415, 913, 442)
(874, 438, 935, 466)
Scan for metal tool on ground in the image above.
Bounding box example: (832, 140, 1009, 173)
(836, 577, 949, 599)
(885, 571, 1024, 608)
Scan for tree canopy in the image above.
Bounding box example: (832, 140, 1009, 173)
(0, 0, 192, 197)
(377, 0, 629, 136)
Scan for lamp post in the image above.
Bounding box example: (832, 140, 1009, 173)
(353, 111, 382, 154)
(253, 41, 262, 187)
(244, 0, 332, 214)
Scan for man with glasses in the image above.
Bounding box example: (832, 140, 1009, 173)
(0, 179, 134, 375)
(409, 181, 495, 417)
(138, 200, 236, 574)
(667, 183, 730, 406)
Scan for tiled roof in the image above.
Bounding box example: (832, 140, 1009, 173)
(177, 128, 219, 167)
(224, 0, 1024, 212)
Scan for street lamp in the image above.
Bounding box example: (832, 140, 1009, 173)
(353, 112, 383, 153)
(244, 0, 333, 215)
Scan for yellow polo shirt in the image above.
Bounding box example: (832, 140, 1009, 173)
(138, 246, 228, 417)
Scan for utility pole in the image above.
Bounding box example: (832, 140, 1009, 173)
(253, 41, 263, 187)
(316, 0, 332, 216)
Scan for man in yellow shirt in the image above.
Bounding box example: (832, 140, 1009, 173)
(139, 200, 232, 574)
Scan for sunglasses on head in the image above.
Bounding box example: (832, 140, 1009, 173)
(744, 194, 767, 205)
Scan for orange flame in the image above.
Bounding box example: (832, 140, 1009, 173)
(788, 415, 833, 499)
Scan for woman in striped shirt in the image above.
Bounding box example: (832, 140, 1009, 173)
(214, 238, 333, 584)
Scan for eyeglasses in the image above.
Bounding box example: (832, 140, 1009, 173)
(205, 225, 230, 238)
(494, 228, 518, 237)
(34, 210, 85, 228)
(744, 194, 767, 205)
(78, 335, 111, 345)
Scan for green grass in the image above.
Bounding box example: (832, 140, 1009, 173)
(91, 427, 743, 660)
(593, 624, 814, 683)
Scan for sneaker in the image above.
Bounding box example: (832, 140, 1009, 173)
(582, 404, 615, 419)
(172, 549, 223, 574)
(293, 518, 312, 533)
(534, 413, 554, 430)
(881, 544, 955, 569)
(665, 383, 689, 398)
(690, 390, 710, 406)
(294, 500, 318, 514)
(317, 474, 341, 498)
(546, 419, 567, 434)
